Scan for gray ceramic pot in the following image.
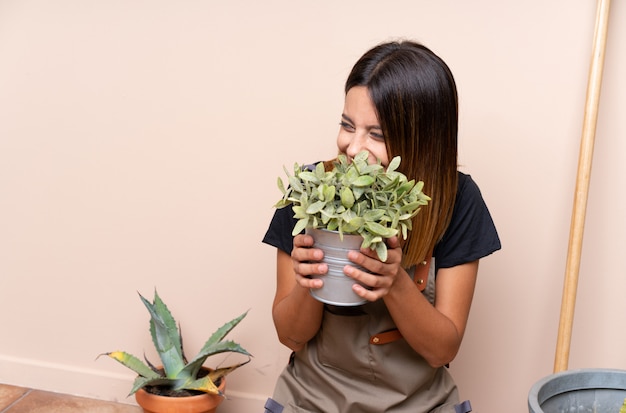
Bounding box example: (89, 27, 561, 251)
(528, 368, 626, 413)
(306, 228, 370, 306)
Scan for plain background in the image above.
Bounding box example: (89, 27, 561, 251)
(1, 1, 624, 412)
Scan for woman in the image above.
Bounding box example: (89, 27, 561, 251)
(262, 40, 501, 413)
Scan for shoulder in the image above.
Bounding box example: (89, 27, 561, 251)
(434, 171, 501, 269)
(456, 172, 483, 203)
(453, 172, 489, 219)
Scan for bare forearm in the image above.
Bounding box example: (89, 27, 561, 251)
(272, 285, 324, 351)
(272, 249, 325, 351)
(384, 273, 462, 367)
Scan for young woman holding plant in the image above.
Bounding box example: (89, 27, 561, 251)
(263, 40, 501, 413)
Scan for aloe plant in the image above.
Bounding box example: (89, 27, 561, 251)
(275, 150, 430, 262)
(99, 290, 251, 397)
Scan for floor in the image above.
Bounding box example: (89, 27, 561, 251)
(0, 384, 141, 413)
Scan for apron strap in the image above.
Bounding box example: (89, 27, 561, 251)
(414, 255, 432, 292)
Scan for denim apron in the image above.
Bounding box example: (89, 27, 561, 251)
(265, 258, 471, 413)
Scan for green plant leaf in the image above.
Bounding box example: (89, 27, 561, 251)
(182, 360, 252, 396)
(320, 204, 336, 224)
(340, 209, 357, 224)
(360, 232, 373, 249)
(277, 177, 286, 195)
(410, 180, 425, 194)
(400, 201, 425, 213)
(182, 312, 251, 377)
(273, 198, 291, 209)
(363, 209, 385, 222)
(315, 161, 326, 178)
(288, 176, 304, 192)
(292, 205, 308, 219)
(208, 360, 251, 387)
(375, 242, 388, 262)
(352, 186, 366, 200)
(340, 187, 355, 208)
(298, 171, 319, 184)
(360, 163, 384, 175)
(400, 222, 408, 239)
(325, 185, 336, 201)
(387, 156, 400, 172)
(128, 376, 175, 396)
(99, 351, 160, 379)
(182, 376, 222, 396)
(364, 221, 396, 238)
(342, 217, 364, 233)
(354, 150, 369, 163)
(326, 219, 339, 231)
(292, 218, 309, 235)
(352, 175, 375, 187)
(306, 200, 326, 215)
(139, 291, 185, 379)
(395, 180, 415, 198)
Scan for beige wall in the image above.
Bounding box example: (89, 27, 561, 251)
(1, 1, 624, 412)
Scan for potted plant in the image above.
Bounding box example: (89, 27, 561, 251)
(274, 150, 430, 305)
(99, 290, 251, 413)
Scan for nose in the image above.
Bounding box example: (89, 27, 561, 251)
(346, 134, 366, 160)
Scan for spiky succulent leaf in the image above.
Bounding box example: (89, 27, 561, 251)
(128, 376, 176, 396)
(208, 359, 251, 383)
(139, 291, 185, 378)
(180, 375, 222, 395)
(182, 360, 252, 395)
(181, 312, 251, 377)
(100, 351, 161, 379)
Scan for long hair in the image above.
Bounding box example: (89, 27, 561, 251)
(345, 41, 458, 267)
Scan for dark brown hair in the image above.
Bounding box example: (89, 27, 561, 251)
(345, 40, 459, 267)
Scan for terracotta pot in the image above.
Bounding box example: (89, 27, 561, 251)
(135, 377, 226, 413)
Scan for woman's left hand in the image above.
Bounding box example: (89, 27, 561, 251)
(344, 236, 405, 301)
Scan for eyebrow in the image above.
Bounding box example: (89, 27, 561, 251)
(341, 114, 382, 131)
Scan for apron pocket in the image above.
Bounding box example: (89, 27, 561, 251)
(316, 310, 374, 380)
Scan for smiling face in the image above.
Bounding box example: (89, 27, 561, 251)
(336, 86, 389, 166)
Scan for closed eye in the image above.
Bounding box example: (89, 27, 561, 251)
(339, 120, 355, 132)
(370, 130, 384, 140)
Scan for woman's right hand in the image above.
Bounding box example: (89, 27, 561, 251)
(291, 233, 328, 290)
